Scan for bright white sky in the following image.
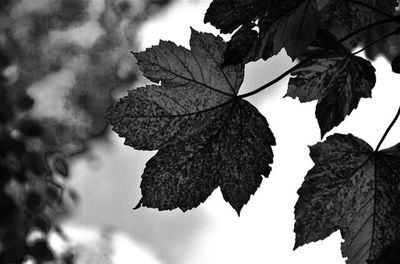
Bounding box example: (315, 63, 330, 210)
(67, 0, 400, 264)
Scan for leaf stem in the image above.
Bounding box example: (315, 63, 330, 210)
(351, 27, 400, 56)
(238, 15, 400, 99)
(375, 105, 400, 152)
(349, 0, 399, 23)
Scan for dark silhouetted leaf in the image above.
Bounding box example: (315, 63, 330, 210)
(286, 33, 376, 137)
(203, 0, 270, 34)
(391, 55, 400, 73)
(373, 239, 400, 263)
(205, 0, 319, 62)
(295, 134, 400, 264)
(318, 0, 397, 47)
(223, 24, 258, 66)
(107, 29, 275, 214)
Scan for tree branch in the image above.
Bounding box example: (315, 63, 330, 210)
(352, 27, 400, 56)
(238, 15, 400, 99)
(375, 105, 400, 152)
(349, 0, 399, 23)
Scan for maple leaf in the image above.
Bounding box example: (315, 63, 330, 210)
(106, 29, 275, 214)
(285, 31, 376, 137)
(294, 134, 400, 264)
(204, 0, 320, 62)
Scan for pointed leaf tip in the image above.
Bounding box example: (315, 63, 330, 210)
(133, 198, 143, 210)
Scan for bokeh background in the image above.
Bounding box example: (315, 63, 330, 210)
(2, 0, 400, 263)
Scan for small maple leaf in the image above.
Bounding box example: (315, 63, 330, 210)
(204, 0, 320, 63)
(294, 134, 400, 264)
(106, 29, 275, 214)
(286, 31, 376, 138)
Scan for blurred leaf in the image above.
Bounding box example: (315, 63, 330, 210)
(34, 216, 51, 234)
(15, 119, 43, 137)
(24, 152, 48, 176)
(46, 186, 60, 202)
(0, 166, 11, 187)
(0, 193, 17, 224)
(53, 156, 69, 178)
(0, 51, 10, 69)
(25, 191, 43, 212)
(15, 94, 34, 111)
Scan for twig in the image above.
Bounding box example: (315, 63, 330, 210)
(349, 0, 399, 23)
(238, 15, 400, 99)
(375, 105, 400, 152)
(352, 27, 400, 56)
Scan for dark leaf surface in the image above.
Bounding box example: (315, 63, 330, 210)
(391, 55, 400, 73)
(205, 0, 397, 62)
(205, 0, 319, 62)
(319, 0, 397, 46)
(203, 0, 270, 34)
(286, 34, 376, 137)
(295, 134, 400, 264)
(252, 0, 319, 60)
(107, 29, 275, 214)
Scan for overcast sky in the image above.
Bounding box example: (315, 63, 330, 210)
(68, 0, 400, 263)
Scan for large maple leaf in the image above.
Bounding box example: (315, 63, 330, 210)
(106, 29, 275, 214)
(294, 134, 400, 264)
(286, 31, 376, 137)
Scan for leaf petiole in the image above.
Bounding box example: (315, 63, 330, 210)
(348, 0, 400, 23)
(375, 105, 400, 152)
(351, 27, 400, 56)
(237, 15, 400, 99)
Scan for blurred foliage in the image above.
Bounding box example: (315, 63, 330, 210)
(0, 0, 172, 263)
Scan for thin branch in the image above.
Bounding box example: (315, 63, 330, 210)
(352, 27, 400, 56)
(375, 105, 400, 152)
(349, 0, 399, 23)
(238, 15, 400, 99)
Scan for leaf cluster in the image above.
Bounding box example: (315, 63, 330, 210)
(106, 0, 400, 263)
(0, 1, 175, 263)
(0, 48, 74, 264)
